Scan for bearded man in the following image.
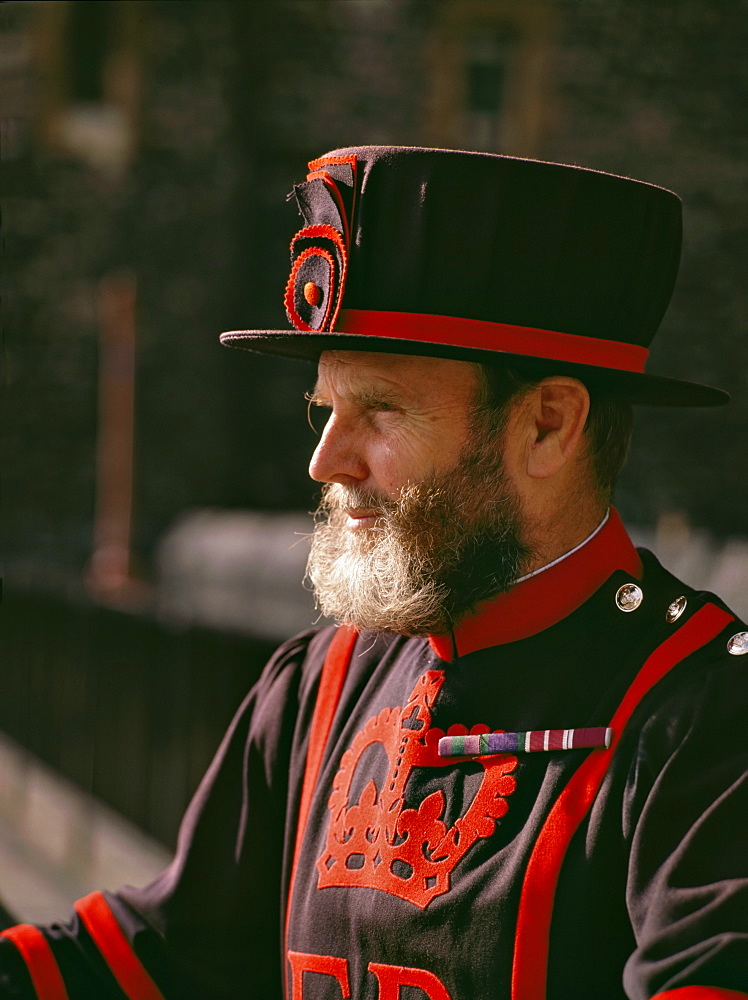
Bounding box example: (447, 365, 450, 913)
(1, 148, 746, 1000)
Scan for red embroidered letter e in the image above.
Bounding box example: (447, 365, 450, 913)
(288, 951, 351, 999)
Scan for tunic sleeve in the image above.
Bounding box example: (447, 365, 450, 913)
(621, 637, 748, 1000)
(0, 628, 321, 1000)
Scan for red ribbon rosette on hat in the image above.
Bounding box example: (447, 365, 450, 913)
(284, 155, 357, 332)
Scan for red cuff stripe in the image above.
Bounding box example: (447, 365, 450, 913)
(511, 603, 735, 1000)
(335, 309, 650, 373)
(652, 990, 748, 999)
(73, 892, 165, 1000)
(0, 924, 69, 1000)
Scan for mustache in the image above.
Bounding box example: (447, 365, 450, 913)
(316, 482, 459, 537)
(319, 483, 400, 517)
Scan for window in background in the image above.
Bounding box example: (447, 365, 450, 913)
(426, 0, 554, 158)
(36, 0, 142, 174)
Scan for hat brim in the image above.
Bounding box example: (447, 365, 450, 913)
(220, 329, 729, 408)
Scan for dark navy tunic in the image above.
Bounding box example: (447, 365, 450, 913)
(1, 514, 746, 999)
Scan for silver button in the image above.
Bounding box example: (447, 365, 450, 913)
(616, 583, 643, 612)
(727, 631, 748, 656)
(665, 595, 687, 623)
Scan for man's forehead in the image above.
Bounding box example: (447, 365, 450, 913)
(314, 350, 480, 396)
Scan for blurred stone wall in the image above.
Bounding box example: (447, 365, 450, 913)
(3, 0, 746, 591)
(3, 0, 244, 577)
(546, 0, 748, 531)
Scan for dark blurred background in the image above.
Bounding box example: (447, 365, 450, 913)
(1, 0, 746, 919)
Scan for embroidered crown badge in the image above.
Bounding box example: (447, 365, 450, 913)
(316, 671, 518, 909)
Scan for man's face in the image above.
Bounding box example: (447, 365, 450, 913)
(308, 350, 481, 507)
(306, 350, 532, 636)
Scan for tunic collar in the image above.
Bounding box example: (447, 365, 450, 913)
(428, 508, 642, 660)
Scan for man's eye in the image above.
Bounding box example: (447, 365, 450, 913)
(367, 397, 400, 412)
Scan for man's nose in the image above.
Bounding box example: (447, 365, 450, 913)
(308, 414, 368, 485)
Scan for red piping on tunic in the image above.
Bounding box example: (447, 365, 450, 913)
(285, 625, 359, 987)
(510, 602, 736, 1000)
(335, 309, 650, 373)
(429, 508, 642, 660)
(73, 892, 165, 1000)
(0, 924, 69, 1000)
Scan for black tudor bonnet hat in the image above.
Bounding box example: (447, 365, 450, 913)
(221, 145, 729, 406)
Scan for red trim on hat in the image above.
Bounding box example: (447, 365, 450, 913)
(290, 223, 348, 260)
(287, 225, 348, 332)
(429, 509, 642, 660)
(307, 153, 358, 175)
(0, 924, 69, 1000)
(305, 173, 351, 246)
(307, 153, 358, 248)
(651, 990, 748, 999)
(510, 602, 736, 1000)
(73, 892, 166, 1000)
(285, 246, 336, 331)
(335, 309, 650, 373)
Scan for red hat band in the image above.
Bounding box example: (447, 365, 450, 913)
(331, 309, 650, 374)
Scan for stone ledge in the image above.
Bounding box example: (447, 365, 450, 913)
(0, 733, 170, 925)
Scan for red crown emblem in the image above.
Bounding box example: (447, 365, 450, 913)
(317, 670, 518, 909)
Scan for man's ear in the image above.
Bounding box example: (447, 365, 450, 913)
(525, 377, 590, 480)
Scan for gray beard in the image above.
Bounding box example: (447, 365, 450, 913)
(306, 435, 533, 637)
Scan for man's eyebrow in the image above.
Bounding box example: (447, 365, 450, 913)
(306, 384, 404, 407)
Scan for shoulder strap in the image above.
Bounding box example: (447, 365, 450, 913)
(284, 625, 358, 964)
(511, 602, 735, 1000)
